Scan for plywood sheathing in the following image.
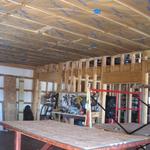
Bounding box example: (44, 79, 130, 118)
(4, 76, 17, 121)
(2, 121, 150, 149)
(0, 0, 150, 65)
(36, 51, 150, 87)
(18, 78, 24, 121)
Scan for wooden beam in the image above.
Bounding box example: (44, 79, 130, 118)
(113, 0, 150, 21)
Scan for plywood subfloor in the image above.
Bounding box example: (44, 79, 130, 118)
(1, 120, 150, 150)
(97, 123, 150, 136)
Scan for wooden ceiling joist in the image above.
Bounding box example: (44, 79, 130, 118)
(0, 0, 150, 65)
(60, 0, 150, 37)
(113, 0, 150, 21)
(0, 42, 84, 62)
(4, 0, 150, 48)
(0, 11, 130, 51)
(0, 32, 88, 58)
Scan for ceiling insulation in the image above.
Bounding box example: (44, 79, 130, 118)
(0, 0, 150, 65)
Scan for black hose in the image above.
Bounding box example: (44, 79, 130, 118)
(91, 95, 150, 135)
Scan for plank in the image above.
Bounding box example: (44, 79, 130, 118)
(1, 120, 150, 150)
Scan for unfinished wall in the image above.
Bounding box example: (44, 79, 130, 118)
(0, 65, 34, 121)
(4, 76, 16, 121)
(34, 51, 150, 124)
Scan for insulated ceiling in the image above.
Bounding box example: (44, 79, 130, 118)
(0, 0, 150, 65)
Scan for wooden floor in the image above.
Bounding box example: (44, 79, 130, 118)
(97, 123, 150, 136)
(1, 120, 150, 150)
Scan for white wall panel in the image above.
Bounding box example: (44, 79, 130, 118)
(0, 90, 4, 101)
(0, 66, 33, 77)
(0, 76, 4, 88)
(40, 82, 46, 91)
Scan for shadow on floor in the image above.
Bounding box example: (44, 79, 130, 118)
(0, 131, 63, 150)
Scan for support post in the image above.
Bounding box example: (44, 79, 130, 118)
(118, 84, 121, 123)
(111, 56, 115, 72)
(14, 131, 21, 150)
(85, 75, 89, 92)
(85, 85, 92, 128)
(128, 87, 132, 123)
(101, 84, 107, 124)
(77, 61, 82, 92)
(32, 76, 40, 120)
(93, 74, 97, 89)
(18, 78, 24, 121)
(142, 73, 149, 124)
(77, 75, 82, 92)
(72, 76, 76, 92)
(131, 53, 136, 72)
(85, 60, 89, 92)
(120, 54, 124, 72)
(93, 59, 97, 89)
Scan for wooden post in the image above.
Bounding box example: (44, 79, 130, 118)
(102, 56, 106, 67)
(32, 75, 40, 120)
(85, 85, 92, 128)
(72, 76, 76, 92)
(100, 56, 107, 124)
(14, 131, 21, 150)
(65, 62, 70, 91)
(139, 52, 142, 63)
(141, 55, 148, 124)
(93, 59, 97, 89)
(85, 60, 89, 92)
(77, 61, 82, 92)
(120, 54, 124, 72)
(142, 73, 149, 124)
(128, 86, 132, 123)
(4, 76, 17, 121)
(85, 75, 89, 92)
(111, 84, 115, 96)
(111, 56, 115, 72)
(131, 53, 136, 72)
(64, 63, 68, 91)
(93, 74, 97, 89)
(125, 84, 128, 123)
(70, 62, 75, 92)
(77, 75, 82, 92)
(101, 84, 107, 124)
(118, 84, 121, 123)
(18, 78, 24, 121)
